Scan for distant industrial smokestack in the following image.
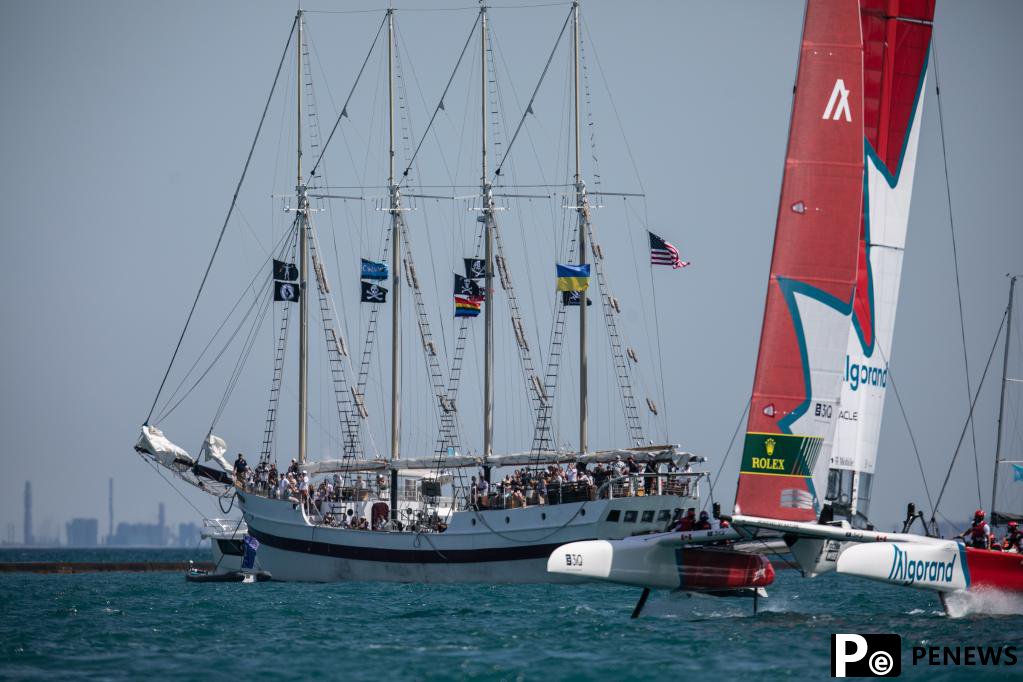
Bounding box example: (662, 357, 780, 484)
(158, 502, 166, 546)
(108, 478, 114, 543)
(23, 481, 33, 546)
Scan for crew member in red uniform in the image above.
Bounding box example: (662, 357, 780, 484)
(674, 508, 696, 532)
(1002, 521, 1022, 553)
(695, 510, 713, 531)
(958, 509, 991, 549)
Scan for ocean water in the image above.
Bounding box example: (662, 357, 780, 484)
(1, 549, 1021, 680)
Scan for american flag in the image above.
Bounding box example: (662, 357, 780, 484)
(648, 231, 689, 269)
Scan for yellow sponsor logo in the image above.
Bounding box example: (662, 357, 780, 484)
(751, 457, 786, 472)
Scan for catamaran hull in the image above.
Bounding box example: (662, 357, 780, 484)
(238, 491, 694, 583)
(836, 541, 1023, 594)
(545, 532, 775, 591)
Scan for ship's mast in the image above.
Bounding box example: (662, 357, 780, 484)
(573, 1, 588, 454)
(388, 8, 401, 465)
(481, 4, 495, 461)
(297, 8, 309, 464)
(991, 274, 1017, 525)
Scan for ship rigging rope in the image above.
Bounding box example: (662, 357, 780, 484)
(153, 225, 297, 424)
(932, 34, 983, 509)
(931, 307, 1009, 522)
(307, 12, 387, 181)
(584, 17, 669, 439)
(469, 499, 586, 544)
(708, 398, 750, 513)
(493, 7, 572, 180)
(145, 16, 297, 426)
(874, 339, 935, 518)
(141, 456, 208, 520)
(397, 11, 481, 189)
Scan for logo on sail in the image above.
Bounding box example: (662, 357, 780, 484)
(822, 78, 852, 122)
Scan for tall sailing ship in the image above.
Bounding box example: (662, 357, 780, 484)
(133, 3, 725, 583)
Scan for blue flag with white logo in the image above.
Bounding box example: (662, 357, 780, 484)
(361, 258, 388, 280)
(1013, 464, 1023, 482)
(241, 534, 259, 570)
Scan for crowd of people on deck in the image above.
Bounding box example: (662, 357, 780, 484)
(467, 455, 695, 510)
(959, 509, 1023, 552)
(230, 450, 703, 530)
(231, 453, 393, 529)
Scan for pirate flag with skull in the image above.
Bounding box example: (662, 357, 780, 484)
(361, 281, 388, 303)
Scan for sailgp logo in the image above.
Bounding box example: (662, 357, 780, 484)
(823, 78, 852, 122)
(888, 545, 955, 585)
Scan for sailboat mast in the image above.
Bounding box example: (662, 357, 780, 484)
(573, 0, 588, 454)
(482, 4, 495, 460)
(297, 8, 309, 464)
(388, 8, 401, 466)
(991, 274, 1017, 524)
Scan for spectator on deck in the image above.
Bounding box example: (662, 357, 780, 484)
(233, 453, 248, 482)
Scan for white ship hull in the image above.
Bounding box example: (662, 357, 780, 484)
(238, 491, 694, 583)
(203, 518, 247, 574)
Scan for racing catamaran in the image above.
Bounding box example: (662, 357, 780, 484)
(549, 0, 1022, 613)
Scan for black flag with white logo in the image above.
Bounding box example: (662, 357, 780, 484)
(274, 280, 301, 302)
(561, 291, 592, 306)
(361, 281, 388, 303)
(464, 258, 485, 280)
(454, 273, 485, 300)
(273, 259, 299, 281)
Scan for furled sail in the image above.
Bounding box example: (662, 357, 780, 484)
(136, 424, 195, 471)
(734, 0, 864, 521)
(827, 0, 934, 525)
(135, 425, 234, 494)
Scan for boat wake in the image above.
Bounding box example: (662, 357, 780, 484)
(942, 589, 1023, 619)
(640, 590, 761, 620)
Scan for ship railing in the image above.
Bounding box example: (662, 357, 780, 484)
(459, 472, 704, 512)
(603, 472, 704, 500)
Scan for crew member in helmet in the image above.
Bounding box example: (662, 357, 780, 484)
(695, 510, 713, 531)
(958, 509, 991, 549)
(1002, 521, 1022, 553)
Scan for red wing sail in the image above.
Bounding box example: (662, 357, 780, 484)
(734, 0, 864, 521)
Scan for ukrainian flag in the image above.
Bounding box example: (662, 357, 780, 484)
(556, 263, 590, 292)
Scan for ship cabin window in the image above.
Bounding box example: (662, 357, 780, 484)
(825, 468, 854, 506)
(657, 510, 671, 523)
(624, 510, 638, 523)
(606, 509, 621, 523)
(856, 472, 873, 517)
(641, 510, 655, 523)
